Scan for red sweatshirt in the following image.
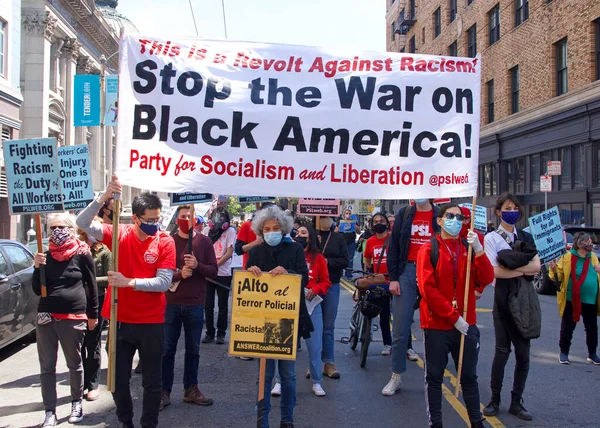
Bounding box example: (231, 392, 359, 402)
(306, 252, 332, 295)
(416, 235, 494, 330)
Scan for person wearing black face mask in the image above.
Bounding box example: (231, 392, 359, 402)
(364, 213, 393, 356)
(76, 177, 177, 428)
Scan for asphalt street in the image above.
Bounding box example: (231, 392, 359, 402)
(1, 255, 599, 427)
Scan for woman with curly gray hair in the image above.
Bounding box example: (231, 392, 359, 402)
(550, 232, 600, 365)
(33, 213, 98, 427)
(246, 205, 313, 428)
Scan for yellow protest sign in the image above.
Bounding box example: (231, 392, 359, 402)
(229, 270, 301, 360)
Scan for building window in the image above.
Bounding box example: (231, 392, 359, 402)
(409, 0, 416, 19)
(422, 27, 426, 44)
(515, 0, 529, 27)
(449, 0, 457, 23)
(449, 40, 458, 56)
(506, 161, 514, 193)
(487, 80, 494, 123)
(530, 153, 540, 192)
(0, 20, 5, 77)
(510, 65, 520, 114)
(488, 4, 500, 46)
(467, 0, 474, 5)
(409, 36, 416, 53)
(595, 19, 600, 81)
(559, 146, 572, 190)
(467, 24, 477, 58)
(573, 144, 584, 188)
(434, 8, 441, 38)
(555, 38, 568, 96)
(483, 165, 492, 196)
(515, 157, 525, 194)
(391, 23, 396, 41)
(400, 46, 406, 53)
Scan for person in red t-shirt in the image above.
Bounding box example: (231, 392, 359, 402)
(76, 177, 176, 428)
(364, 213, 393, 356)
(459, 206, 485, 247)
(416, 204, 494, 428)
(383, 199, 440, 397)
(235, 203, 275, 269)
(295, 225, 331, 397)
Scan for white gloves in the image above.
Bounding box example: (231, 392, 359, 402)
(467, 231, 483, 253)
(454, 316, 469, 335)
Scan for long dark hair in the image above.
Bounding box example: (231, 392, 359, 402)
(305, 226, 320, 264)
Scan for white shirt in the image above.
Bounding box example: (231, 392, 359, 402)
(210, 227, 237, 276)
(483, 224, 518, 268)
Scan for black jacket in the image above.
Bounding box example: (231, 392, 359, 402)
(318, 230, 349, 283)
(33, 252, 98, 319)
(388, 205, 440, 282)
(247, 241, 314, 339)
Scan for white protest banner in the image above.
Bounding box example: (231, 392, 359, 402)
(58, 144, 94, 210)
(528, 206, 565, 264)
(2, 138, 64, 215)
(458, 203, 487, 232)
(116, 34, 481, 199)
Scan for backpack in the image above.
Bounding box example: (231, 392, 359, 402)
(429, 236, 470, 270)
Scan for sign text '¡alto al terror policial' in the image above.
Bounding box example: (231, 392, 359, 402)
(236, 277, 297, 311)
(130, 59, 475, 160)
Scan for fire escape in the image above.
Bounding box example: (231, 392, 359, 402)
(394, 0, 417, 53)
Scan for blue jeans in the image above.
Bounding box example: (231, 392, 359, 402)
(391, 262, 418, 374)
(305, 303, 324, 383)
(259, 359, 296, 427)
(321, 283, 340, 364)
(345, 242, 356, 278)
(162, 304, 204, 392)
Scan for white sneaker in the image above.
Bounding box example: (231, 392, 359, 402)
(407, 348, 418, 361)
(312, 383, 326, 397)
(381, 345, 392, 356)
(271, 382, 281, 397)
(382, 373, 402, 396)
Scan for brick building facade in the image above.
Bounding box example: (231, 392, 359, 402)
(385, 0, 600, 227)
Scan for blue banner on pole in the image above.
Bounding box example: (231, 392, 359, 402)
(74, 75, 101, 127)
(104, 75, 119, 126)
(237, 196, 276, 204)
(2, 138, 64, 215)
(170, 192, 213, 206)
(58, 144, 95, 210)
(528, 206, 566, 264)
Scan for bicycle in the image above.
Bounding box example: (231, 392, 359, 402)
(346, 269, 391, 368)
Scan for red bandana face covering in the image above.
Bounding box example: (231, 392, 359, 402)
(49, 229, 90, 262)
(176, 218, 191, 234)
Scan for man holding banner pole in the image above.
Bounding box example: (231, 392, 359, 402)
(76, 177, 176, 428)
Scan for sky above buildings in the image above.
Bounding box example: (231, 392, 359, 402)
(117, 0, 386, 51)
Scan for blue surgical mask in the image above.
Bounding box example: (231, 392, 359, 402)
(501, 211, 520, 226)
(415, 199, 428, 205)
(442, 217, 462, 236)
(264, 232, 283, 247)
(139, 222, 160, 236)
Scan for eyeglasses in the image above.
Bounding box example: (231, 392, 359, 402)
(444, 213, 466, 222)
(49, 226, 67, 231)
(138, 216, 161, 225)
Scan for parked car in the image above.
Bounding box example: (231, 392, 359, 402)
(26, 238, 49, 254)
(0, 240, 38, 349)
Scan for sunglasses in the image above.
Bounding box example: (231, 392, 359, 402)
(50, 226, 68, 231)
(444, 212, 466, 222)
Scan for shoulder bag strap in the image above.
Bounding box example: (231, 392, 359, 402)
(376, 235, 391, 274)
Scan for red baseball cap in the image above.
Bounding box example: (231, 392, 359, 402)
(460, 206, 471, 219)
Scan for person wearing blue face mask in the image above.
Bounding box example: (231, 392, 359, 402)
(76, 177, 177, 428)
(417, 204, 494, 428)
(246, 205, 313, 428)
(483, 192, 540, 422)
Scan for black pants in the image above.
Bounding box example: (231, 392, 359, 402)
(82, 294, 104, 391)
(113, 322, 164, 428)
(424, 326, 482, 425)
(560, 300, 598, 355)
(490, 307, 530, 401)
(204, 275, 231, 338)
(377, 296, 392, 346)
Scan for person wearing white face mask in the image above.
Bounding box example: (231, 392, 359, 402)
(416, 204, 494, 428)
(246, 205, 313, 428)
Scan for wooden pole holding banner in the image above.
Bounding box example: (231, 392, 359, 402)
(35, 214, 47, 297)
(257, 358, 267, 428)
(455, 196, 477, 398)
(107, 193, 121, 393)
(188, 204, 195, 254)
